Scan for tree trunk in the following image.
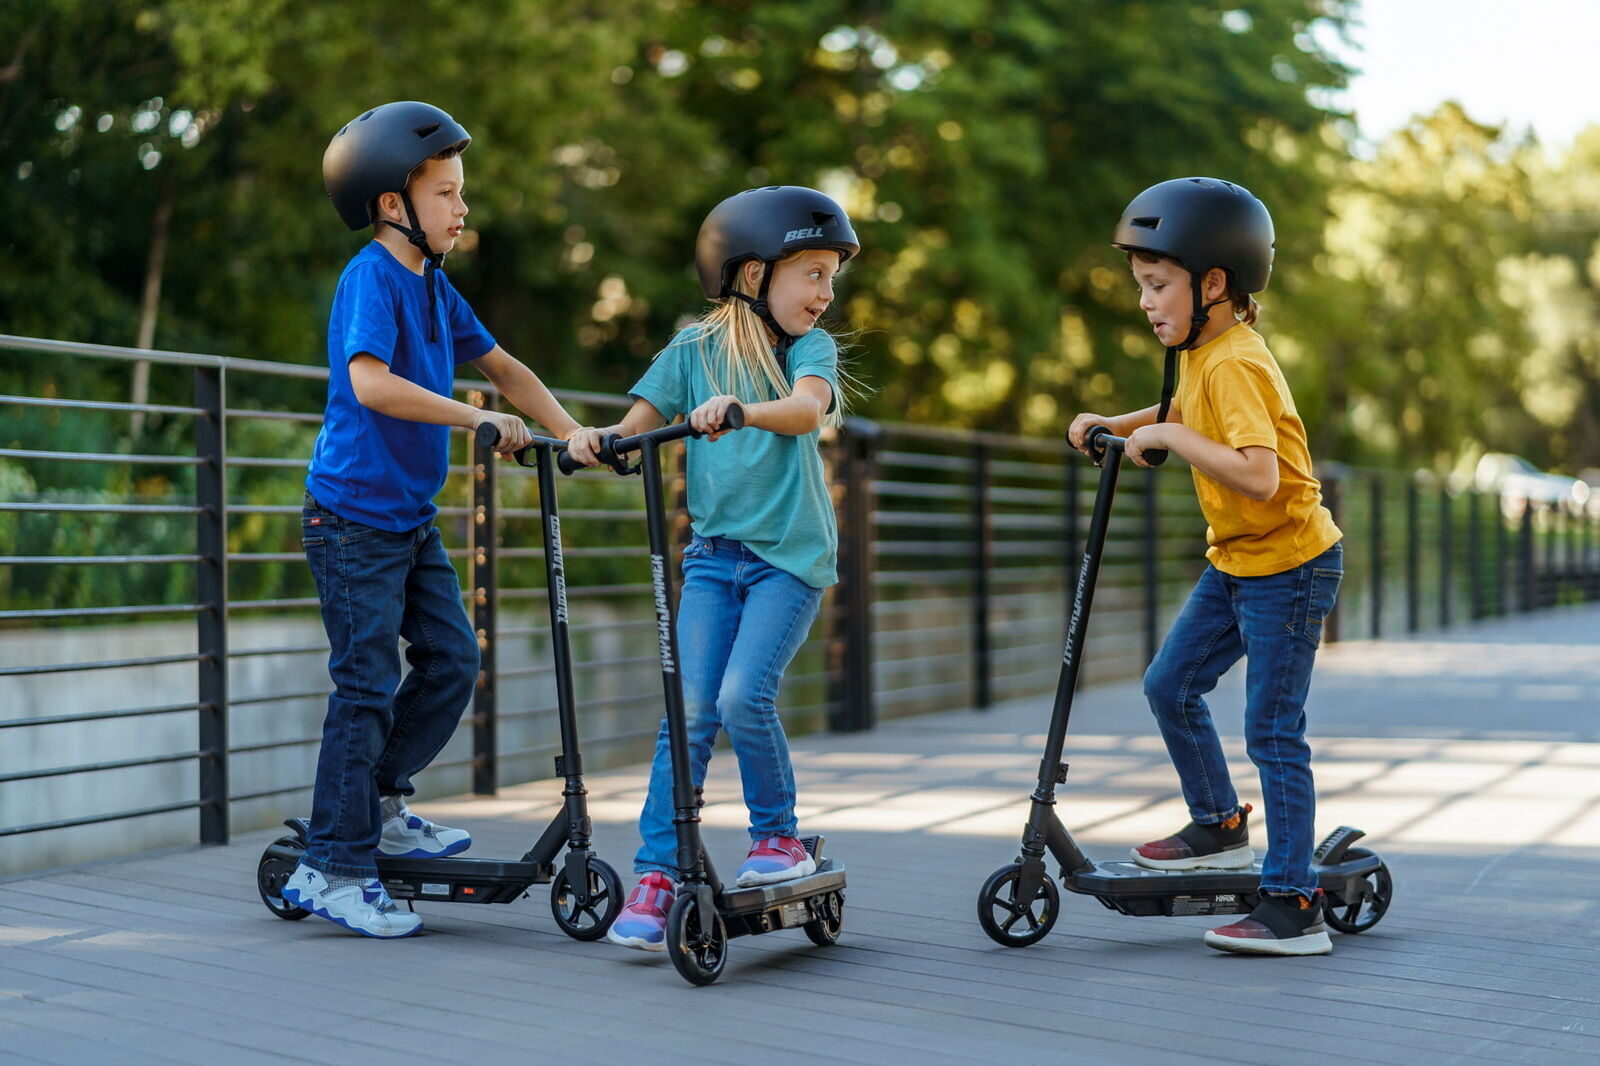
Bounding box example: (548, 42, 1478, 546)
(131, 176, 175, 437)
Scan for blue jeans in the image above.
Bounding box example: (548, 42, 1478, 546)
(635, 536, 824, 878)
(1142, 542, 1343, 898)
(300, 492, 479, 878)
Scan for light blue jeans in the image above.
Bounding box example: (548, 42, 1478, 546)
(635, 536, 824, 878)
(1142, 542, 1343, 898)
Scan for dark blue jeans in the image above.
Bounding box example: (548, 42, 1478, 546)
(300, 493, 479, 878)
(1142, 542, 1343, 898)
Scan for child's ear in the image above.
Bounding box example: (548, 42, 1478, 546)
(742, 259, 765, 291)
(375, 190, 403, 223)
(1203, 267, 1230, 303)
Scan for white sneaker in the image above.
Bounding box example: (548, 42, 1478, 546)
(280, 862, 423, 939)
(377, 796, 472, 858)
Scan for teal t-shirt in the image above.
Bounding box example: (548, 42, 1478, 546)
(629, 325, 839, 588)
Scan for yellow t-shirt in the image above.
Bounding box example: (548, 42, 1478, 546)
(1174, 324, 1341, 577)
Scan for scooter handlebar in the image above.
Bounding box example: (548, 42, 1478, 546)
(589, 401, 747, 474)
(474, 421, 568, 469)
(1083, 425, 1166, 468)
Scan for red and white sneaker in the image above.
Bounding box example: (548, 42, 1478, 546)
(605, 873, 675, 952)
(735, 836, 817, 887)
(1205, 890, 1333, 956)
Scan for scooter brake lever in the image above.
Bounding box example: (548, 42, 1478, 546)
(598, 432, 642, 476)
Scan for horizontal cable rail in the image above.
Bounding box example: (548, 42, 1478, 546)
(2, 332, 1596, 864)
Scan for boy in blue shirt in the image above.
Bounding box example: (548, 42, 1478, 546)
(282, 102, 593, 938)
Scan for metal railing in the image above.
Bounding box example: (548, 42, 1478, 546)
(3, 333, 1597, 872)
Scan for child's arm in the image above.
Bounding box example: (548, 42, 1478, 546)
(1126, 424, 1279, 500)
(566, 397, 669, 466)
(349, 354, 531, 452)
(688, 377, 831, 441)
(1067, 403, 1181, 455)
(470, 347, 585, 440)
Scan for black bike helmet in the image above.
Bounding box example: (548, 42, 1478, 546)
(695, 186, 859, 356)
(1112, 176, 1274, 299)
(323, 102, 471, 340)
(1107, 177, 1275, 462)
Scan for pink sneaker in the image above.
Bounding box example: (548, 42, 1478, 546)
(735, 836, 817, 887)
(605, 872, 675, 952)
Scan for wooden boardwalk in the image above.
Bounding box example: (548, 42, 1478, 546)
(3, 605, 1598, 1065)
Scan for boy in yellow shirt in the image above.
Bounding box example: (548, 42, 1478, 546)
(1069, 177, 1343, 956)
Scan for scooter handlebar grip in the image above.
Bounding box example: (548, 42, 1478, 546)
(1085, 425, 1115, 466)
(1142, 448, 1169, 468)
(723, 401, 746, 431)
(556, 450, 584, 476)
(476, 421, 536, 468)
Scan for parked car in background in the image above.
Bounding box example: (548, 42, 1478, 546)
(1475, 453, 1590, 515)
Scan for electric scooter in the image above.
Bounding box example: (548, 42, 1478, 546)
(255, 427, 623, 942)
(577, 403, 847, 986)
(975, 426, 1393, 947)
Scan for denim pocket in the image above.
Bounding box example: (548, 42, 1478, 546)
(682, 536, 711, 558)
(1301, 566, 1343, 647)
(337, 524, 378, 545)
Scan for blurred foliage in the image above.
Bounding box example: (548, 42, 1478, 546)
(3, 1, 1599, 617)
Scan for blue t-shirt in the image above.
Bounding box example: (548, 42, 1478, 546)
(306, 242, 496, 531)
(629, 325, 840, 588)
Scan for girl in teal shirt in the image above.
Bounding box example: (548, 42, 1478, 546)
(568, 187, 859, 952)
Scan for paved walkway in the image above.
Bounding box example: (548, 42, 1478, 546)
(3, 605, 1598, 1064)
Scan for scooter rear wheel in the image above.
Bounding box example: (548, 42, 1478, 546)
(1323, 847, 1392, 934)
(803, 890, 845, 947)
(257, 838, 310, 920)
(977, 863, 1059, 947)
(666, 892, 728, 986)
(550, 857, 623, 941)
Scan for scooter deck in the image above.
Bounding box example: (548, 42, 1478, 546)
(269, 819, 553, 905)
(716, 857, 846, 939)
(377, 855, 550, 904)
(1066, 852, 1384, 918)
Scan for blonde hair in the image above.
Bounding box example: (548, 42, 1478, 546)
(688, 251, 861, 429)
(1128, 249, 1259, 326)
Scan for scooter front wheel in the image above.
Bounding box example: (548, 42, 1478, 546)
(257, 838, 310, 920)
(977, 862, 1059, 947)
(666, 892, 728, 986)
(550, 857, 623, 941)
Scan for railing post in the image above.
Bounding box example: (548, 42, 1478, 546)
(1321, 467, 1342, 643)
(1589, 503, 1599, 601)
(195, 365, 229, 845)
(1369, 475, 1383, 638)
(1543, 504, 1558, 608)
(1142, 464, 1160, 663)
(1519, 503, 1535, 611)
(1406, 475, 1421, 633)
(971, 442, 992, 710)
(1565, 503, 1579, 603)
(1494, 495, 1509, 617)
(1438, 482, 1452, 629)
(470, 391, 498, 795)
(830, 418, 878, 732)
(1467, 491, 1482, 621)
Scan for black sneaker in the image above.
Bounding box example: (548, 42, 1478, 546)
(1204, 890, 1332, 956)
(1131, 803, 1254, 870)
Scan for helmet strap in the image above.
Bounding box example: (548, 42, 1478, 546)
(1156, 271, 1229, 429)
(377, 190, 446, 342)
(728, 260, 793, 375)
